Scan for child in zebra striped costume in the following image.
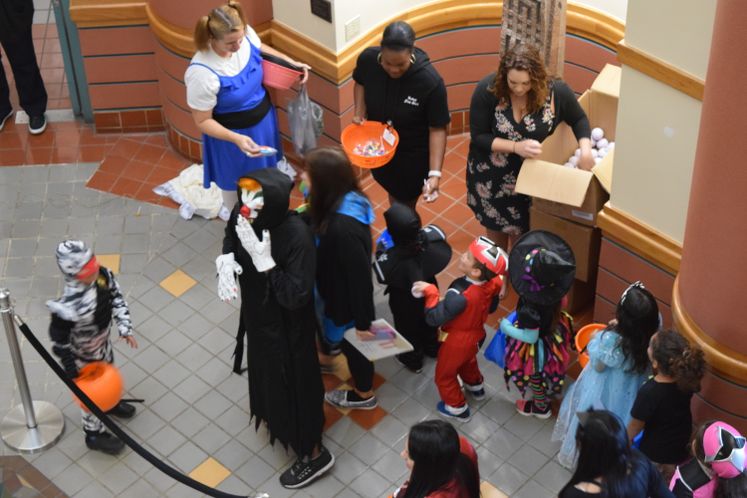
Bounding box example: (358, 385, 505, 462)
(47, 240, 138, 454)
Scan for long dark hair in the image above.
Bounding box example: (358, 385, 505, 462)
(615, 282, 659, 374)
(716, 474, 747, 498)
(305, 147, 365, 234)
(561, 410, 649, 497)
(650, 329, 705, 393)
(402, 420, 480, 498)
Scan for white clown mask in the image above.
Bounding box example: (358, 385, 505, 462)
(238, 178, 264, 221)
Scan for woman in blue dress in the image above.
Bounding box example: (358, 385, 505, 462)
(185, 1, 309, 208)
(552, 282, 660, 469)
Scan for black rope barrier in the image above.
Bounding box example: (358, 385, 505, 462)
(13, 313, 265, 498)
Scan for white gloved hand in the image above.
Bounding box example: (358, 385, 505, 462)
(235, 216, 276, 272)
(216, 252, 243, 301)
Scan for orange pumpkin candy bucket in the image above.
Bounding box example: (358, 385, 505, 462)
(73, 362, 124, 412)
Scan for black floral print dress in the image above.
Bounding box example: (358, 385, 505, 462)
(466, 75, 590, 233)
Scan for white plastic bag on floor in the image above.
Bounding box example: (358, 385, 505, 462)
(153, 163, 227, 220)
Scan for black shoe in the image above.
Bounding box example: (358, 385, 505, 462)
(28, 114, 46, 135)
(279, 446, 335, 489)
(395, 353, 423, 374)
(85, 430, 125, 455)
(105, 401, 136, 418)
(0, 109, 12, 131)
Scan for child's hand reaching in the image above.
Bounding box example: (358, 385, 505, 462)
(411, 281, 430, 298)
(355, 329, 376, 340)
(120, 335, 138, 349)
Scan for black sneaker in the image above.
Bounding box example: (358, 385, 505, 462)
(515, 399, 552, 419)
(395, 353, 423, 374)
(463, 382, 486, 401)
(85, 430, 125, 454)
(0, 109, 12, 131)
(106, 401, 136, 418)
(279, 446, 335, 489)
(28, 114, 46, 135)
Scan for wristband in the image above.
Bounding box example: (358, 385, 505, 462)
(428, 170, 442, 178)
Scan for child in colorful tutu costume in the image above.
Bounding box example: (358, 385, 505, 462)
(670, 421, 747, 498)
(412, 236, 508, 422)
(552, 281, 659, 468)
(501, 230, 577, 420)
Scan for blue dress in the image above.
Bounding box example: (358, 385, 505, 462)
(551, 329, 650, 468)
(189, 36, 282, 190)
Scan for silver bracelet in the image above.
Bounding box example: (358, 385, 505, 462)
(428, 170, 442, 178)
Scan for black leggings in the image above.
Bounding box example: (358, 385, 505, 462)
(341, 339, 374, 392)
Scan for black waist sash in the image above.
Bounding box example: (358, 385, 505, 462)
(213, 92, 271, 129)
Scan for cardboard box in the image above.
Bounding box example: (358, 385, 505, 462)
(516, 65, 621, 225)
(517, 158, 608, 226)
(529, 207, 601, 283)
(591, 64, 622, 99)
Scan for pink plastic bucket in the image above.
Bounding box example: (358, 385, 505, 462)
(262, 59, 302, 90)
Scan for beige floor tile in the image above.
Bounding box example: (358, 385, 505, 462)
(481, 480, 509, 498)
(188, 457, 231, 488)
(97, 254, 121, 274)
(160, 269, 197, 297)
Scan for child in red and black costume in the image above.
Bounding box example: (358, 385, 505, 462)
(412, 236, 508, 422)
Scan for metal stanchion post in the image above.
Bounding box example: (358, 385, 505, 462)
(0, 288, 64, 453)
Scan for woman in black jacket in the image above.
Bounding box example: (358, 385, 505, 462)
(352, 21, 450, 207)
(467, 43, 592, 253)
(305, 147, 379, 410)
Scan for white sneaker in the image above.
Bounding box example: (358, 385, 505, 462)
(0, 109, 13, 132)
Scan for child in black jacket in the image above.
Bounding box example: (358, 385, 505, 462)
(372, 203, 451, 373)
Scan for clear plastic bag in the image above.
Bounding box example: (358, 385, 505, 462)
(287, 84, 323, 156)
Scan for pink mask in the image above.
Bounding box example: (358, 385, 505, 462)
(703, 422, 746, 479)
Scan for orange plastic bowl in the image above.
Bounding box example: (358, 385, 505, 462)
(575, 323, 606, 368)
(73, 362, 123, 412)
(341, 121, 399, 169)
(261, 59, 302, 90)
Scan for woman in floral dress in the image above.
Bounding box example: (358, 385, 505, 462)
(466, 43, 593, 253)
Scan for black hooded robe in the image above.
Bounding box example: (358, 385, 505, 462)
(222, 168, 324, 457)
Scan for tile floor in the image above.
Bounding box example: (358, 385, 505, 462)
(0, 6, 592, 495)
(0, 137, 590, 497)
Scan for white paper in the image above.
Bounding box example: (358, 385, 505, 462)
(343, 318, 413, 361)
(382, 128, 396, 147)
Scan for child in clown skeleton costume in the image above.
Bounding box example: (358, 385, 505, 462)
(216, 169, 332, 490)
(47, 240, 138, 455)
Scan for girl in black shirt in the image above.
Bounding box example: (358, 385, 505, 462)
(628, 329, 706, 481)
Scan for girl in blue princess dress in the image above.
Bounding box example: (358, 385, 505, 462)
(552, 281, 660, 469)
